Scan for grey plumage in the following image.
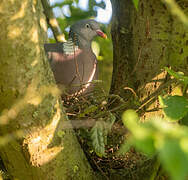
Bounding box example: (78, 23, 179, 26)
(44, 19, 106, 97)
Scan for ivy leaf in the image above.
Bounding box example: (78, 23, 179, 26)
(106, 112, 116, 131)
(165, 67, 188, 85)
(78, 105, 98, 118)
(118, 139, 132, 155)
(159, 95, 188, 121)
(180, 113, 188, 126)
(132, 0, 139, 10)
(90, 121, 106, 157)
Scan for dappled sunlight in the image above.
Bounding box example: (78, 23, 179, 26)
(31, 58, 39, 67)
(180, 138, 188, 154)
(0, 0, 187, 178)
(0, 5, 3, 13)
(24, 100, 63, 166)
(40, 17, 48, 32)
(49, 100, 61, 128)
(57, 34, 66, 42)
(49, 18, 58, 28)
(31, 146, 63, 166)
(30, 27, 39, 43)
(10, 0, 16, 4)
(8, 26, 22, 39)
(0, 77, 61, 125)
(32, 0, 37, 12)
(0, 130, 24, 147)
(11, 0, 27, 20)
(34, 44, 41, 57)
(49, 18, 66, 42)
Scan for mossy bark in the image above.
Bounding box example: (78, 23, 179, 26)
(110, 0, 188, 117)
(0, 1, 94, 179)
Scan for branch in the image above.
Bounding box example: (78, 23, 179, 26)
(161, 0, 188, 27)
(41, 0, 66, 42)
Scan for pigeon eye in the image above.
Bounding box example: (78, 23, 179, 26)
(85, 24, 90, 28)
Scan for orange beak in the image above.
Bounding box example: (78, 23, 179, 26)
(96, 30, 107, 39)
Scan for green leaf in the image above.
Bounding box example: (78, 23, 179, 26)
(122, 110, 156, 155)
(180, 113, 188, 126)
(122, 109, 139, 128)
(159, 139, 188, 180)
(132, 0, 139, 10)
(91, 41, 100, 57)
(159, 95, 188, 121)
(134, 136, 156, 156)
(90, 121, 106, 157)
(78, 105, 98, 118)
(106, 112, 116, 132)
(57, 130, 65, 138)
(121, 113, 188, 180)
(118, 139, 132, 155)
(73, 165, 79, 173)
(165, 67, 188, 85)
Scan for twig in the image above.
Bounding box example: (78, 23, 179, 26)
(131, 46, 143, 75)
(92, 158, 109, 180)
(137, 78, 177, 112)
(124, 87, 138, 98)
(161, 0, 188, 27)
(41, 0, 66, 42)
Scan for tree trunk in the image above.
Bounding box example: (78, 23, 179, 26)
(110, 0, 188, 117)
(0, 1, 94, 179)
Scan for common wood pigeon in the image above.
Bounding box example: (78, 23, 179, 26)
(44, 19, 107, 97)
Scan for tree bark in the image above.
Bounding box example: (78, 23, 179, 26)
(0, 1, 94, 179)
(110, 0, 188, 117)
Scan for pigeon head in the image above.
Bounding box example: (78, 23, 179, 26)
(69, 19, 107, 49)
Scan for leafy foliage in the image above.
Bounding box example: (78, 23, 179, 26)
(119, 68, 188, 179)
(78, 105, 98, 118)
(165, 67, 188, 86)
(121, 110, 188, 180)
(90, 112, 115, 157)
(49, 0, 107, 39)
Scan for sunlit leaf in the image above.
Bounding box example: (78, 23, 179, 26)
(165, 67, 188, 85)
(159, 95, 188, 121)
(118, 139, 132, 155)
(159, 139, 188, 180)
(122, 110, 156, 155)
(78, 105, 98, 118)
(132, 0, 139, 10)
(122, 111, 188, 180)
(91, 41, 100, 57)
(122, 109, 139, 128)
(134, 136, 156, 156)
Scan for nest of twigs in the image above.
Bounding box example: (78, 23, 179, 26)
(62, 85, 154, 180)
